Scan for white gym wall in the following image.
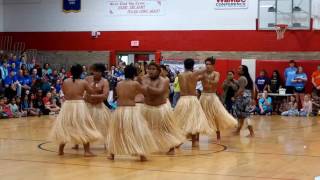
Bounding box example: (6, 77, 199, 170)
(0, 0, 4, 32)
(2, 0, 258, 32)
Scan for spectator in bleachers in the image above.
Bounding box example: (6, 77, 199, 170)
(41, 77, 51, 94)
(26, 58, 36, 72)
(284, 60, 297, 94)
(42, 63, 52, 76)
(34, 89, 47, 115)
(15, 97, 27, 117)
(222, 70, 238, 113)
(55, 79, 62, 94)
(4, 71, 18, 100)
(255, 69, 270, 93)
(8, 63, 18, 75)
(25, 93, 40, 116)
(9, 98, 20, 118)
(281, 95, 299, 116)
(292, 66, 308, 108)
(81, 65, 88, 79)
(59, 67, 67, 80)
(299, 94, 312, 117)
(0, 97, 9, 118)
(43, 92, 60, 114)
(9, 55, 21, 69)
(0, 61, 9, 80)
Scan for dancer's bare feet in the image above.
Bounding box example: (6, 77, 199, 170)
(140, 155, 147, 162)
(216, 131, 221, 144)
(72, 144, 79, 150)
(58, 144, 65, 156)
(84, 151, 96, 157)
(108, 154, 115, 160)
(166, 148, 175, 155)
(191, 135, 199, 147)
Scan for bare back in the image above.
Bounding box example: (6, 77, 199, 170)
(179, 71, 200, 96)
(117, 80, 141, 106)
(62, 78, 89, 100)
(201, 71, 220, 93)
(143, 76, 169, 106)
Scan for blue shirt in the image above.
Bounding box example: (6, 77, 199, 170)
(293, 73, 307, 89)
(24, 75, 32, 86)
(255, 76, 269, 92)
(284, 67, 297, 86)
(4, 75, 17, 86)
(259, 97, 272, 110)
(17, 75, 26, 85)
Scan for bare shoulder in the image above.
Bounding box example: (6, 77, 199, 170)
(85, 76, 93, 82)
(214, 71, 220, 76)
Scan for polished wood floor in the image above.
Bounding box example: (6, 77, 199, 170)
(0, 115, 320, 180)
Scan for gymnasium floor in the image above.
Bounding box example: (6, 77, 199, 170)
(0, 115, 319, 180)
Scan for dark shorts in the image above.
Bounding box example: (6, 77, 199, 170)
(286, 86, 295, 94)
(294, 87, 305, 93)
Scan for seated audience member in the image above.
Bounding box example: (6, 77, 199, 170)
(25, 94, 40, 116)
(9, 98, 20, 118)
(299, 94, 312, 117)
(43, 92, 60, 114)
(255, 70, 270, 93)
(0, 61, 9, 81)
(34, 89, 47, 115)
(311, 90, 320, 116)
(0, 97, 9, 119)
(279, 99, 288, 114)
(51, 87, 61, 107)
(256, 90, 272, 115)
(16, 97, 27, 117)
(281, 95, 299, 116)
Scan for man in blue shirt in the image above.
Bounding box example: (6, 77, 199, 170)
(284, 60, 297, 94)
(4, 71, 18, 99)
(255, 70, 270, 93)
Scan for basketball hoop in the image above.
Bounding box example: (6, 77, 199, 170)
(275, 24, 288, 40)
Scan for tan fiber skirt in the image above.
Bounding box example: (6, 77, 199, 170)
(49, 100, 102, 144)
(141, 103, 185, 152)
(86, 102, 111, 140)
(107, 106, 158, 156)
(174, 96, 214, 135)
(200, 93, 238, 131)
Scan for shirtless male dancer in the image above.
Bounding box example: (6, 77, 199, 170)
(199, 57, 237, 143)
(141, 63, 184, 155)
(50, 64, 102, 157)
(174, 58, 213, 147)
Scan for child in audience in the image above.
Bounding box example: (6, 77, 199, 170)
(2, 97, 13, 118)
(281, 95, 299, 116)
(311, 91, 320, 116)
(43, 92, 60, 114)
(299, 94, 313, 117)
(26, 94, 40, 116)
(9, 98, 20, 118)
(279, 99, 288, 114)
(256, 90, 272, 115)
(16, 97, 27, 117)
(0, 97, 9, 119)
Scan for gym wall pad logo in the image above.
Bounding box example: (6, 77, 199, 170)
(215, 0, 248, 10)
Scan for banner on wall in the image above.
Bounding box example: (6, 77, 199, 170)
(63, 0, 81, 13)
(214, 0, 248, 10)
(107, 0, 166, 16)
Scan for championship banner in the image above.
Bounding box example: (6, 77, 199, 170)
(63, 0, 81, 13)
(107, 0, 165, 16)
(214, 0, 248, 10)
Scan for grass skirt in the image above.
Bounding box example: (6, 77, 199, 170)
(200, 93, 238, 131)
(49, 100, 102, 144)
(174, 96, 214, 135)
(86, 103, 111, 141)
(141, 103, 185, 152)
(107, 106, 158, 156)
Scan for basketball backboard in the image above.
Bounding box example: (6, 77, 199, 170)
(258, 0, 311, 30)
